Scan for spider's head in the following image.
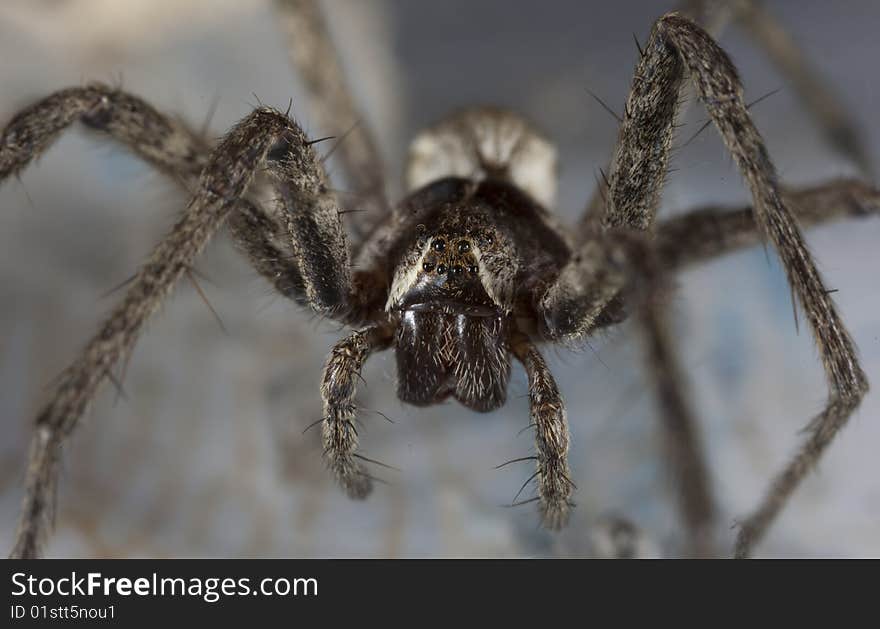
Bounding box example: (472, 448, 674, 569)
(385, 229, 507, 317)
(381, 174, 523, 319)
(383, 182, 525, 412)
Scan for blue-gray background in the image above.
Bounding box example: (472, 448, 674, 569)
(0, 0, 877, 557)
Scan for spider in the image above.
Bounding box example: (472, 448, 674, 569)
(1, 0, 878, 559)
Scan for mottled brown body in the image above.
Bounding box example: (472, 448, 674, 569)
(2, 1, 878, 558)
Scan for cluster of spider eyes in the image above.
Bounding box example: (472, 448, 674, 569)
(422, 261, 476, 276)
(421, 235, 492, 277)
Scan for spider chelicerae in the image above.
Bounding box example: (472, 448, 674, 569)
(1, 0, 878, 559)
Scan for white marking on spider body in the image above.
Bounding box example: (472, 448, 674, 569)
(385, 238, 434, 311)
(406, 106, 558, 208)
(469, 241, 515, 311)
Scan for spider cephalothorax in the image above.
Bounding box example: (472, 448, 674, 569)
(384, 174, 570, 412)
(2, 0, 878, 559)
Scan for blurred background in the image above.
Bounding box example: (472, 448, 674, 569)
(0, 0, 877, 558)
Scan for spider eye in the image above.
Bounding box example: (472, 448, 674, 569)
(467, 265, 478, 274)
(457, 241, 470, 253)
(450, 265, 463, 276)
(432, 239, 446, 252)
(422, 262, 435, 272)
(436, 263, 447, 274)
